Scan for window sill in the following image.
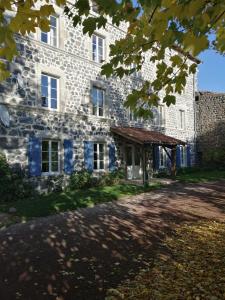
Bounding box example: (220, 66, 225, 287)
(41, 172, 60, 176)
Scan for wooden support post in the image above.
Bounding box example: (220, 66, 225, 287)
(142, 146, 147, 186)
(171, 146, 177, 178)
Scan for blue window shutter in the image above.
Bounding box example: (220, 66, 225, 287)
(28, 137, 41, 176)
(153, 145, 160, 170)
(84, 141, 94, 172)
(64, 140, 73, 175)
(187, 144, 191, 167)
(109, 144, 116, 172)
(176, 145, 181, 168)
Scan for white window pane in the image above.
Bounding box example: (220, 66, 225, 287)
(41, 32, 48, 43)
(50, 16, 57, 27)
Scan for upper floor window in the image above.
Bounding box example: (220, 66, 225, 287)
(91, 1, 99, 13)
(92, 86, 104, 117)
(179, 109, 185, 129)
(42, 140, 60, 174)
(41, 74, 58, 110)
(92, 34, 105, 63)
(41, 15, 58, 47)
(94, 143, 105, 170)
(127, 108, 140, 122)
(153, 105, 165, 126)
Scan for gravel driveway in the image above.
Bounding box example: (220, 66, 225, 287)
(0, 181, 225, 300)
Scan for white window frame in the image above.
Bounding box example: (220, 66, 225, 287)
(153, 105, 165, 126)
(159, 146, 167, 168)
(41, 73, 59, 110)
(93, 143, 105, 171)
(92, 86, 105, 117)
(159, 105, 165, 126)
(41, 15, 58, 47)
(127, 107, 141, 122)
(91, 0, 99, 13)
(179, 109, 185, 130)
(180, 145, 187, 167)
(92, 34, 105, 63)
(41, 140, 60, 175)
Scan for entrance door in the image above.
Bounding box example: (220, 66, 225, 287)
(125, 145, 142, 180)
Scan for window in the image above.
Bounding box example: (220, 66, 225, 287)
(92, 34, 105, 63)
(127, 108, 140, 122)
(91, 1, 99, 13)
(41, 74, 58, 109)
(179, 109, 185, 129)
(153, 105, 165, 126)
(159, 146, 166, 168)
(42, 140, 60, 174)
(41, 15, 58, 47)
(94, 143, 105, 170)
(92, 86, 104, 116)
(180, 146, 186, 167)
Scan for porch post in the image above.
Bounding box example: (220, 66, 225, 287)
(142, 145, 147, 185)
(171, 146, 177, 178)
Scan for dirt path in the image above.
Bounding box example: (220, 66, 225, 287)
(0, 181, 225, 300)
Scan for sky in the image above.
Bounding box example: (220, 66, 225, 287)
(198, 51, 225, 92)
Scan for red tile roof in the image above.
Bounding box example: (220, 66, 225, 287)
(111, 127, 185, 146)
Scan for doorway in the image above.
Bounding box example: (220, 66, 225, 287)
(125, 145, 143, 180)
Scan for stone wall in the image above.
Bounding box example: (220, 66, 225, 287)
(0, 5, 197, 185)
(196, 91, 225, 166)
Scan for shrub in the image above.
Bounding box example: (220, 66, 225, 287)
(203, 148, 225, 168)
(69, 170, 93, 190)
(0, 153, 34, 202)
(69, 168, 125, 190)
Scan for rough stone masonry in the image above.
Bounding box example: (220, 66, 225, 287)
(0, 4, 197, 188)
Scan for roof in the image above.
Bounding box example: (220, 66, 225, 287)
(111, 127, 185, 146)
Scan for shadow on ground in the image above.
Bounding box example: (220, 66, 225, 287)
(0, 181, 225, 300)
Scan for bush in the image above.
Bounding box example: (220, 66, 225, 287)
(203, 148, 225, 168)
(0, 153, 34, 202)
(69, 170, 94, 189)
(69, 168, 125, 190)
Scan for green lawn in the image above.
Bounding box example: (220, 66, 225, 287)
(0, 183, 161, 221)
(176, 168, 225, 183)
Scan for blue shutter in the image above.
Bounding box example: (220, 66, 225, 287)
(64, 140, 73, 175)
(176, 145, 181, 168)
(153, 145, 160, 170)
(84, 141, 94, 172)
(109, 144, 116, 172)
(187, 144, 191, 167)
(28, 137, 41, 176)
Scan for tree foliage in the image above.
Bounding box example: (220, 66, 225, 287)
(1, 0, 225, 115)
(0, 0, 66, 80)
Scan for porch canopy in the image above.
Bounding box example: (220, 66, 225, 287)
(111, 127, 185, 182)
(111, 127, 185, 147)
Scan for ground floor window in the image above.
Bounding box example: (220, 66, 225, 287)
(94, 143, 105, 170)
(41, 140, 60, 174)
(159, 146, 167, 168)
(180, 145, 187, 167)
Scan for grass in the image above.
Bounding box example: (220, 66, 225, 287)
(176, 168, 225, 183)
(107, 220, 225, 300)
(0, 183, 161, 222)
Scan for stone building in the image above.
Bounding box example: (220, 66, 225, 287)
(196, 91, 225, 166)
(0, 4, 199, 188)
